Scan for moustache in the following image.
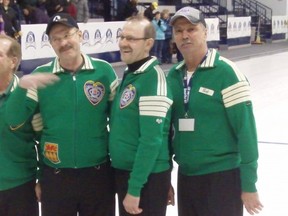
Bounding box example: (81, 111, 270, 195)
(59, 45, 72, 53)
(181, 41, 192, 46)
(120, 47, 132, 52)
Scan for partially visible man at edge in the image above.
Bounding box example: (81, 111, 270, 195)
(0, 34, 40, 216)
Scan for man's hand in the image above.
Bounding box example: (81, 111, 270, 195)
(35, 183, 41, 202)
(167, 184, 175, 206)
(242, 192, 263, 215)
(19, 73, 60, 89)
(123, 193, 143, 215)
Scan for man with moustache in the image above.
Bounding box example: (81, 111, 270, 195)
(6, 13, 118, 216)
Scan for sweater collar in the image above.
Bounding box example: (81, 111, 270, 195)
(125, 56, 158, 74)
(176, 48, 218, 71)
(52, 53, 94, 74)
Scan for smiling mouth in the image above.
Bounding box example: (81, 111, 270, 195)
(182, 42, 191, 46)
(60, 46, 72, 53)
(181, 43, 192, 48)
(122, 50, 132, 54)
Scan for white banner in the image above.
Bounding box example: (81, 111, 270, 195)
(21, 18, 222, 62)
(206, 18, 220, 41)
(21, 21, 125, 60)
(272, 16, 288, 34)
(227, 17, 251, 39)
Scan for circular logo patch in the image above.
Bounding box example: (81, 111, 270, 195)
(84, 81, 105, 105)
(120, 84, 136, 109)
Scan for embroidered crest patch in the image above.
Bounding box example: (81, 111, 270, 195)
(43, 142, 60, 164)
(84, 81, 105, 105)
(120, 84, 136, 109)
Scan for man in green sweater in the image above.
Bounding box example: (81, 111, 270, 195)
(167, 6, 263, 216)
(109, 15, 173, 215)
(6, 13, 117, 216)
(0, 35, 40, 216)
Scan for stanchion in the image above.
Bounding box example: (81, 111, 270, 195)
(252, 17, 264, 44)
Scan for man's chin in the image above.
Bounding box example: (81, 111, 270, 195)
(121, 56, 133, 64)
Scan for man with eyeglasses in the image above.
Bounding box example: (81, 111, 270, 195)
(6, 13, 118, 216)
(109, 15, 174, 216)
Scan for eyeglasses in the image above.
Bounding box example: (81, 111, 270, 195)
(117, 35, 149, 42)
(49, 29, 79, 44)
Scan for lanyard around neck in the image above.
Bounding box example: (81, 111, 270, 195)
(182, 51, 208, 118)
(183, 71, 193, 118)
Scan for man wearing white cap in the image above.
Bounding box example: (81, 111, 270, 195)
(167, 6, 263, 216)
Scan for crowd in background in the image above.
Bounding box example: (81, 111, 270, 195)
(120, 0, 182, 64)
(0, 0, 182, 63)
(0, 0, 90, 41)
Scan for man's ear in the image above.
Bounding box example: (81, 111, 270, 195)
(203, 25, 208, 39)
(78, 30, 83, 42)
(146, 38, 155, 51)
(10, 56, 18, 71)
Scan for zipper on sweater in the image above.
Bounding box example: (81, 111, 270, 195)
(72, 74, 78, 168)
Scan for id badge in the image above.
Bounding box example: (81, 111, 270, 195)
(179, 118, 195, 131)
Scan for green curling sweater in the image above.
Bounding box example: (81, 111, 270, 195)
(167, 49, 259, 192)
(6, 55, 118, 169)
(0, 75, 40, 191)
(109, 57, 173, 196)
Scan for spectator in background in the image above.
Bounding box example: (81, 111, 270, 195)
(64, 0, 77, 20)
(0, 1, 4, 35)
(22, 5, 49, 24)
(116, 0, 126, 21)
(10, 0, 24, 24)
(54, 2, 66, 14)
(0, 0, 21, 40)
(152, 11, 166, 65)
(0, 13, 5, 34)
(36, 0, 47, 12)
(73, 0, 89, 23)
(118, 0, 138, 21)
(44, 0, 68, 17)
(161, 9, 172, 64)
(44, 0, 56, 17)
(18, 0, 37, 7)
(102, 0, 111, 21)
(44, 0, 63, 17)
(144, 1, 158, 21)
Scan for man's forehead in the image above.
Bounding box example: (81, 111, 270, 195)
(123, 22, 145, 33)
(0, 39, 11, 51)
(173, 17, 192, 24)
(49, 24, 72, 34)
(126, 19, 148, 27)
(173, 17, 198, 27)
